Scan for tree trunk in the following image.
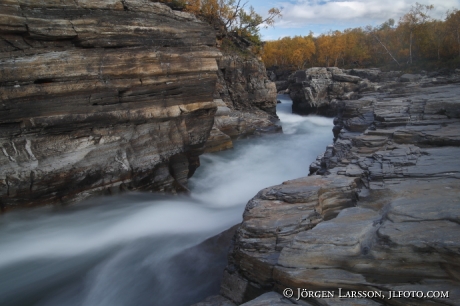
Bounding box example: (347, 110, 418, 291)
(457, 28, 460, 57)
(438, 40, 440, 61)
(409, 30, 413, 64)
(371, 32, 400, 66)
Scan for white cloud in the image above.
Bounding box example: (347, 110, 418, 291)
(275, 0, 460, 29)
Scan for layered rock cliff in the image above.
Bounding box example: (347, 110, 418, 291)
(0, 0, 279, 209)
(214, 72, 460, 305)
(205, 54, 279, 153)
(0, 0, 223, 208)
(287, 67, 401, 116)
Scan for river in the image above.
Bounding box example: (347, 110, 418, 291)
(0, 95, 333, 306)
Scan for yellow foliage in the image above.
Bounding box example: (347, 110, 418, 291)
(262, 36, 315, 69)
(262, 3, 460, 69)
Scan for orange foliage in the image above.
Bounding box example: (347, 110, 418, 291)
(262, 36, 315, 69)
(262, 3, 460, 70)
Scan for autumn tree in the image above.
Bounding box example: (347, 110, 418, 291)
(399, 2, 433, 64)
(156, 0, 281, 44)
(287, 36, 316, 69)
(341, 28, 371, 66)
(446, 9, 460, 57)
(420, 20, 446, 60)
(232, 5, 281, 42)
(262, 36, 315, 69)
(184, 0, 281, 43)
(261, 3, 460, 71)
(366, 20, 400, 66)
(315, 34, 334, 67)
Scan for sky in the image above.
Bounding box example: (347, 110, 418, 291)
(251, 0, 460, 40)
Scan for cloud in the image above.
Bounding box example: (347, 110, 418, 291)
(275, 0, 460, 29)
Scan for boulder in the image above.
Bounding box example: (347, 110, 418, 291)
(288, 68, 368, 116)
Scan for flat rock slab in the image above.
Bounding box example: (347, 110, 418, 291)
(221, 78, 460, 306)
(332, 74, 362, 83)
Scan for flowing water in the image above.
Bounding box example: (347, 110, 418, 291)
(0, 95, 333, 306)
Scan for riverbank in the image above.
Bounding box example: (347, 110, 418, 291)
(204, 71, 460, 305)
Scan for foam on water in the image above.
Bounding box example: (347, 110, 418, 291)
(0, 95, 333, 306)
(190, 94, 333, 207)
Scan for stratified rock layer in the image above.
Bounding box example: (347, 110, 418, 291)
(0, 0, 221, 208)
(288, 67, 402, 116)
(220, 74, 460, 305)
(205, 55, 280, 153)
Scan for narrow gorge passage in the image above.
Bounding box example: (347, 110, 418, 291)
(0, 96, 333, 306)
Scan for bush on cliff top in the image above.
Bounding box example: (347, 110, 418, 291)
(155, 0, 281, 47)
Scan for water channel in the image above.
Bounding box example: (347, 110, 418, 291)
(0, 95, 333, 306)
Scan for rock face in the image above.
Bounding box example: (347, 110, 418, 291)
(205, 55, 280, 153)
(346, 68, 401, 82)
(219, 74, 460, 305)
(266, 67, 292, 92)
(288, 67, 402, 116)
(0, 0, 221, 208)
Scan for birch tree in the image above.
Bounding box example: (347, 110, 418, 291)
(399, 3, 433, 64)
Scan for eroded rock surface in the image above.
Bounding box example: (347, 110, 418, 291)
(288, 67, 405, 116)
(205, 55, 280, 153)
(0, 1, 221, 208)
(218, 75, 460, 305)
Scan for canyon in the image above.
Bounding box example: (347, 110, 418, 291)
(1, 2, 459, 306)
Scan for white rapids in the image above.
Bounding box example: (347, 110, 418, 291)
(0, 95, 333, 306)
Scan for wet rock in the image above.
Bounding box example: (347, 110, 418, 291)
(203, 126, 234, 153)
(174, 225, 239, 306)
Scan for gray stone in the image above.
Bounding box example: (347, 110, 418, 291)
(332, 74, 362, 83)
(400, 74, 421, 82)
